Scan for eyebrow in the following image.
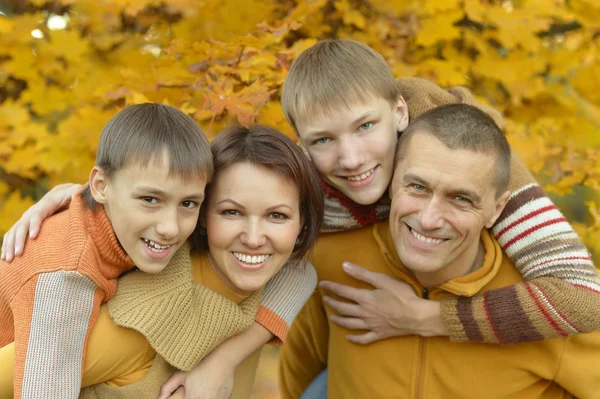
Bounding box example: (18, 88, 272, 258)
(136, 186, 204, 200)
(306, 111, 377, 138)
(402, 173, 482, 205)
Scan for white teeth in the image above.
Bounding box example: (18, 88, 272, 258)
(410, 228, 444, 244)
(142, 238, 172, 253)
(233, 252, 270, 264)
(347, 168, 374, 181)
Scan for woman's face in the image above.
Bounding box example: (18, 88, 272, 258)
(205, 162, 302, 296)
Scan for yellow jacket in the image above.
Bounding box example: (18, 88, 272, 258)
(280, 221, 600, 399)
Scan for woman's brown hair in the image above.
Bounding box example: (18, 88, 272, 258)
(190, 125, 324, 265)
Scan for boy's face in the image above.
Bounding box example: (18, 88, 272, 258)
(389, 132, 509, 283)
(90, 153, 207, 273)
(296, 96, 408, 205)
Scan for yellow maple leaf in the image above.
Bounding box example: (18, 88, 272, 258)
(334, 0, 366, 29)
(485, 8, 552, 51)
(0, 191, 36, 235)
(0, 102, 30, 130)
(415, 11, 463, 47)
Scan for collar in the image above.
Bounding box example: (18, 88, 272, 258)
(73, 193, 135, 279)
(191, 253, 249, 304)
(374, 223, 503, 297)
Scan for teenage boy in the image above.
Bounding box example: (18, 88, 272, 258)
(279, 40, 600, 397)
(281, 104, 600, 398)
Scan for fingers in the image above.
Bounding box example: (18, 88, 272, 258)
(329, 314, 369, 331)
(343, 262, 397, 289)
(346, 331, 381, 345)
(28, 212, 43, 239)
(319, 280, 366, 303)
(158, 372, 185, 399)
(322, 295, 364, 318)
(1, 227, 16, 262)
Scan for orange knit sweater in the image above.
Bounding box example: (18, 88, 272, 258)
(0, 195, 135, 398)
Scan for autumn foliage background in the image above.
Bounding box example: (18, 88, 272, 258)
(1, 0, 600, 397)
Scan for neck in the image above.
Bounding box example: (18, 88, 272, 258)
(414, 240, 486, 288)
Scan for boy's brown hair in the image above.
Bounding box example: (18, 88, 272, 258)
(396, 103, 511, 197)
(281, 39, 400, 131)
(82, 103, 213, 209)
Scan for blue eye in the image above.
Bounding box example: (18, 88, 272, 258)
(313, 137, 330, 145)
(358, 122, 374, 131)
(455, 196, 472, 205)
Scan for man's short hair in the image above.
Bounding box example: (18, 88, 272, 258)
(281, 39, 400, 131)
(82, 103, 213, 208)
(396, 104, 511, 197)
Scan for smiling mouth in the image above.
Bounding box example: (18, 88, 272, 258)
(345, 167, 376, 182)
(142, 238, 174, 253)
(232, 252, 271, 265)
(408, 227, 445, 244)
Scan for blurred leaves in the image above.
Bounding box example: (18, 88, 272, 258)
(0, 0, 599, 261)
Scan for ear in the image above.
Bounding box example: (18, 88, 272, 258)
(485, 190, 511, 229)
(89, 166, 110, 204)
(394, 96, 410, 133)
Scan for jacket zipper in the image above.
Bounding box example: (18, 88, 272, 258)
(414, 336, 426, 399)
(415, 287, 429, 398)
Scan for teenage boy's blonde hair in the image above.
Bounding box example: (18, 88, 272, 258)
(82, 103, 213, 209)
(281, 39, 400, 130)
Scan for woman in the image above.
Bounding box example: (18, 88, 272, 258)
(0, 125, 324, 398)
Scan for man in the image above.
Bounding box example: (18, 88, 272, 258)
(280, 104, 600, 398)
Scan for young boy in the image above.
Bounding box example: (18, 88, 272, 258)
(0, 103, 213, 398)
(279, 40, 600, 397)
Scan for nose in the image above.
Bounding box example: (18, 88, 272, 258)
(418, 197, 445, 231)
(240, 218, 266, 248)
(338, 136, 365, 171)
(155, 208, 180, 241)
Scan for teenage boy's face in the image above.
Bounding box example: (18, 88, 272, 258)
(296, 97, 408, 205)
(91, 153, 207, 273)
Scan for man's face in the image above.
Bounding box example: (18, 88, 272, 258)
(92, 154, 207, 273)
(296, 97, 408, 205)
(389, 132, 509, 283)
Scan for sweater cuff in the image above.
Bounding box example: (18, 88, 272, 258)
(441, 297, 470, 343)
(256, 306, 288, 346)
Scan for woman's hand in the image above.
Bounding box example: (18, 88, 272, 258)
(319, 262, 448, 344)
(158, 354, 234, 399)
(1, 183, 81, 262)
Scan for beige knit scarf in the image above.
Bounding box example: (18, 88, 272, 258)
(80, 244, 263, 398)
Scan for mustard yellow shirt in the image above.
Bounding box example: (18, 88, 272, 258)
(280, 221, 600, 399)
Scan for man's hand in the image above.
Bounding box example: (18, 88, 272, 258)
(158, 353, 234, 399)
(319, 262, 448, 344)
(1, 183, 81, 262)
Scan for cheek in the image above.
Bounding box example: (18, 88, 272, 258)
(308, 150, 335, 174)
(272, 223, 302, 254)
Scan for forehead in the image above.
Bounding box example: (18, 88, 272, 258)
(211, 162, 299, 202)
(394, 133, 496, 196)
(296, 96, 391, 135)
(113, 154, 208, 193)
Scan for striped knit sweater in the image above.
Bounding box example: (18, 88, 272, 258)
(320, 77, 600, 344)
(0, 194, 136, 399)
